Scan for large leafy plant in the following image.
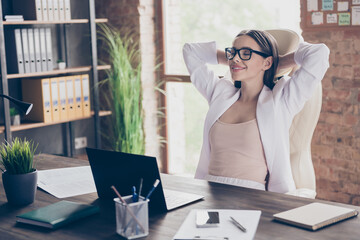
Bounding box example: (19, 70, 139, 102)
(98, 24, 145, 155)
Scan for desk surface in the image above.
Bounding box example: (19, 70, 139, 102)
(0, 154, 359, 240)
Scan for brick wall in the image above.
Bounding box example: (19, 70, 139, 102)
(96, 0, 161, 164)
(303, 30, 360, 205)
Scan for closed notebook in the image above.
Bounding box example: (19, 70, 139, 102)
(16, 201, 99, 229)
(273, 202, 358, 231)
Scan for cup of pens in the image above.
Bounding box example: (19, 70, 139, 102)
(114, 195, 149, 239)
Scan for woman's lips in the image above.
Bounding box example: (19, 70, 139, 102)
(231, 65, 246, 72)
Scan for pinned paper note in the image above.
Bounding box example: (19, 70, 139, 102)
(307, 0, 318, 11)
(322, 0, 334, 10)
(352, 6, 360, 25)
(312, 12, 324, 25)
(327, 13, 338, 23)
(339, 13, 351, 25)
(353, 0, 360, 5)
(338, 1, 349, 11)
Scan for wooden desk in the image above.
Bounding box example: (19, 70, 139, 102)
(0, 154, 359, 240)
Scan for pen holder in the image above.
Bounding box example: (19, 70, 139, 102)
(114, 196, 149, 239)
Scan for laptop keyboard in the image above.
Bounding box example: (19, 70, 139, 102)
(163, 189, 203, 210)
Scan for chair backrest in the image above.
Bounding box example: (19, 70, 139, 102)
(289, 83, 322, 192)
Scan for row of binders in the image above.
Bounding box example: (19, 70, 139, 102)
(14, 28, 53, 74)
(22, 74, 91, 123)
(12, 0, 71, 22)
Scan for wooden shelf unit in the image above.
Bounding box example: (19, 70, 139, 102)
(6, 65, 111, 79)
(2, 18, 108, 25)
(0, 111, 111, 133)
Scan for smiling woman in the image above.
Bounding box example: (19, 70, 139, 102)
(163, 0, 301, 176)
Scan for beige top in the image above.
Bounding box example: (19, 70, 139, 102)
(209, 119, 268, 185)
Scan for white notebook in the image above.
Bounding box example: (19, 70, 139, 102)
(273, 202, 358, 231)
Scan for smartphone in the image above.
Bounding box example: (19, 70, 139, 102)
(196, 210, 220, 228)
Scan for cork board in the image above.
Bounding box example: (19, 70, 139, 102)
(301, 0, 360, 30)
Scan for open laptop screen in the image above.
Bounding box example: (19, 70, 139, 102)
(86, 147, 168, 213)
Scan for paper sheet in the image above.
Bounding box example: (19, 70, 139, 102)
(352, 6, 360, 25)
(37, 166, 97, 198)
(339, 12, 351, 25)
(338, 2, 349, 11)
(307, 0, 318, 11)
(312, 12, 324, 25)
(322, 0, 334, 10)
(327, 13, 338, 23)
(173, 209, 261, 240)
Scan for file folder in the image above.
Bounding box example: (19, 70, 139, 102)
(36, 0, 43, 21)
(50, 78, 60, 122)
(21, 28, 31, 74)
(58, 77, 68, 121)
(14, 29, 24, 74)
(66, 76, 76, 119)
(59, 0, 65, 21)
(48, 0, 54, 22)
(22, 78, 52, 123)
(53, 0, 60, 21)
(33, 28, 42, 72)
(64, 0, 71, 20)
(27, 28, 36, 73)
(39, 28, 47, 71)
(74, 75, 83, 118)
(81, 74, 91, 117)
(45, 28, 53, 71)
(42, 0, 49, 21)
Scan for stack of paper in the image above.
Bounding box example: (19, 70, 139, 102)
(173, 209, 261, 240)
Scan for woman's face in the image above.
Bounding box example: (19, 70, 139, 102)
(228, 35, 272, 83)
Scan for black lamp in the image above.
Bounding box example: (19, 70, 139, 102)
(0, 94, 33, 115)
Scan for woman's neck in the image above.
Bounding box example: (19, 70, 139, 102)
(238, 80, 264, 102)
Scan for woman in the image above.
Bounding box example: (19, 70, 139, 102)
(182, 29, 329, 193)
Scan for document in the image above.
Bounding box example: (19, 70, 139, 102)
(33, 28, 42, 72)
(21, 28, 31, 73)
(353, 6, 360, 25)
(39, 28, 47, 71)
(173, 209, 261, 240)
(37, 166, 97, 198)
(14, 29, 24, 74)
(27, 28, 36, 73)
(45, 28, 53, 71)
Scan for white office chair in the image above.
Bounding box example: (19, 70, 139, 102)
(286, 83, 322, 199)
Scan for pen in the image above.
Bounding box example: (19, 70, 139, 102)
(138, 178, 143, 198)
(132, 186, 138, 202)
(230, 216, 247, 233)
(145, 179, 160, 200)
(193, 236, 229, 240)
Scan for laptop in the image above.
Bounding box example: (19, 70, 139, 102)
(86, 148, 204, 213)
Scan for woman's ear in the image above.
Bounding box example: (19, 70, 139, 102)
(262, 56, 273, 71)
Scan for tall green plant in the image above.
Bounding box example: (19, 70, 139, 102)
(98, 24, 145, 155)
(0, 138, 38, 174)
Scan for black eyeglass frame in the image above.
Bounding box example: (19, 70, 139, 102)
(225, 47, 270, 61)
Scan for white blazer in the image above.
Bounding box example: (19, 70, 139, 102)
(183, 41, 330, 193)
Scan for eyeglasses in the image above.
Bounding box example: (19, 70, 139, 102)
(225, 47, 270, 61)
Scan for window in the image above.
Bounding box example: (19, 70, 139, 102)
(161, 0, 301, 176)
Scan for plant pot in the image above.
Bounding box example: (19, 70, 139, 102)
(58, 62, 66, 70)
(2, 170, 37, 206)
(10, 114, 21, 126)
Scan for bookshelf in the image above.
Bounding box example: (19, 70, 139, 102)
(0, 0, 108, 156)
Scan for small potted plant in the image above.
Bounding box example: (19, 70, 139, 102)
(0, 138, 38, 206)
(10, 107, 20, 126)
(57, 59, 66, 70)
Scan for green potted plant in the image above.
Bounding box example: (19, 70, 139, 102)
(0, 138, 38, 205)
(10, 107, 20, 126)
(57, 59, 66, 70)
(97, 24, 145, 155)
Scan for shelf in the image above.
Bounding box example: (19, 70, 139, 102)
(6, 65, 111, 79)
(2, 18, 108, 25)
(0, 110, 111, 133)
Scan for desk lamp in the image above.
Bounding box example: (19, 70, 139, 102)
(0, 94, 33, 115)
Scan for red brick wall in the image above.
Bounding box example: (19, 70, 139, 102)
(301, 26, 360, 204)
